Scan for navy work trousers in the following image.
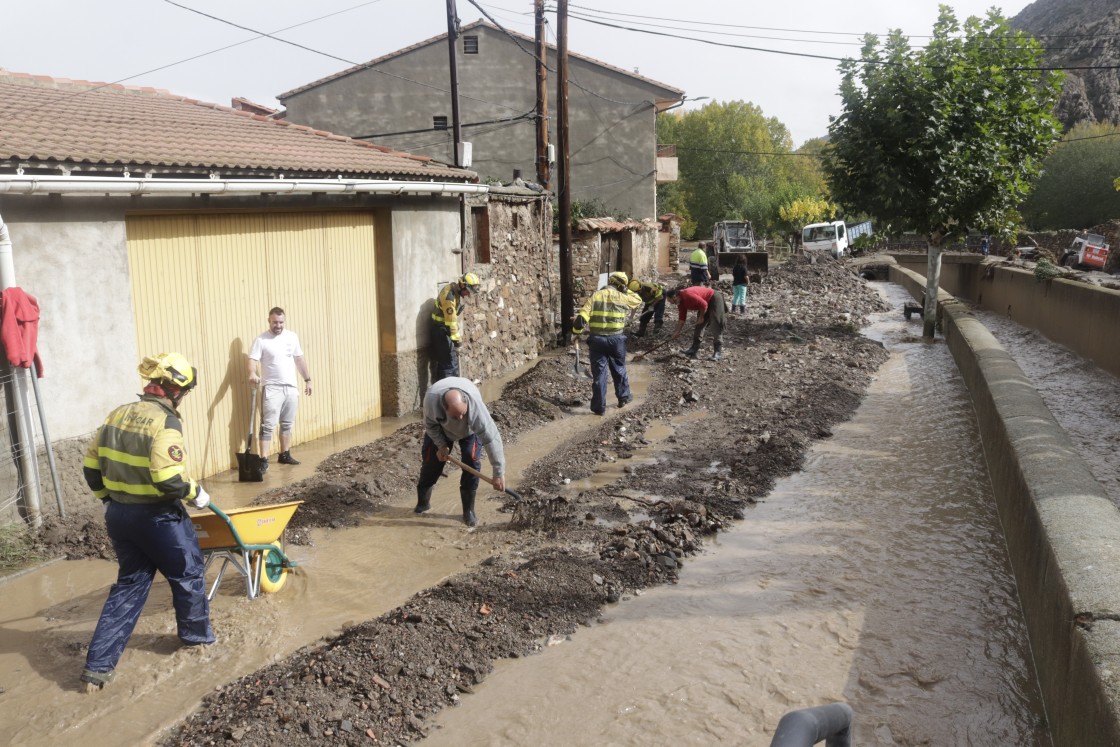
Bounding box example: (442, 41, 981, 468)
(417, 432, 481, 497)
(638, 298, 666, 333)
(85, 501, 214, 674)
(429, 321, 460, 383)
(587, 333, 630, 415)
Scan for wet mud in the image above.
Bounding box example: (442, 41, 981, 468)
(13, 256, 890, 745)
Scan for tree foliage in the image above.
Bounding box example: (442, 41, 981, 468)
(823, 7, 1062, 336)
(1021, 122, 1120, 229)
(657, 101, 827, 239)
(778, 196, 838, 232)
(823, 8, 1063, 246)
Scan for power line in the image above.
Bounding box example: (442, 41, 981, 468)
(565, 10, 1107, 55)
(0, 0, 389, 125)
(354, 110, 535, 139)
(568, 4, 1120, 42)
(464, 0, 657, 107)
(163, 0, 524, 113)
(568, 12, 1120, 72)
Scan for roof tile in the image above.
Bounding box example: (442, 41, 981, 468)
(0, 71, 473, 181)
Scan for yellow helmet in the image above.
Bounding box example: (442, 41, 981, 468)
(608, 271, 628, 289)
(627, 279, 642, 293)
(138, 352, 197, 393)
(460, 272, 480, 292)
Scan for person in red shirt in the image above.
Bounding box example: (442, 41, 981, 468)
(665, 285, 727, 361)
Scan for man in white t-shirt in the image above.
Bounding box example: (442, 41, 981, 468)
(247, 307, 312, 470)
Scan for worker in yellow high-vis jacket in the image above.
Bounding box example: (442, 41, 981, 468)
(430, 272, 480, 382)
(574, 271, 643, 415)
(80, 352, 215, 691)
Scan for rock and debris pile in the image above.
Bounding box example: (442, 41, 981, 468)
(165, 258, 890, 745)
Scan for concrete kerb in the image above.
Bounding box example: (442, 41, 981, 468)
(890, 264, 1120, 746)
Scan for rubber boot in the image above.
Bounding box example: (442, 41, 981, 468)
(415, 486, 433, 514)
(460, 488, 478, 527)
(712, 342, 722, 362)
(683, 344, 699, 359)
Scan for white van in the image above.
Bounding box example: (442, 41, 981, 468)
(802, 221, 849, 258)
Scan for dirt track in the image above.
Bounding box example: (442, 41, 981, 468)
(36, 256, 890, 745)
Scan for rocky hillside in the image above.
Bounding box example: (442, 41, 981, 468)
(1012, 0, 1120, 129)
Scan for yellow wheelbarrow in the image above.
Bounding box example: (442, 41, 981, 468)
(192, 501, 303, 600)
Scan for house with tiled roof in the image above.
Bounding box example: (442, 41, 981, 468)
(278, 20, 684, 222)
(0, 70, 553, 486)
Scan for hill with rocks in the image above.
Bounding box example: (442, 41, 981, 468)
(1012, 0, 1120, 129)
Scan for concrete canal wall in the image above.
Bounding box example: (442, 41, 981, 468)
(891, 253, 1120, 378)
(891, 264, 1120, 747)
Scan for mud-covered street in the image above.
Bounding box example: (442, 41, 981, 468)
(10, 257, 890, 745)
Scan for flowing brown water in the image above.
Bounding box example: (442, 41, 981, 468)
(423, 283, 1050, 746)
(0, 362, 649, 746)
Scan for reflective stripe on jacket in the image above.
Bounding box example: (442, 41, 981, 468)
(578, 286, 643, 336)
(689, 248, 709, 270)
(83, 394, 200, 505)
(635, 281, 664, 306)
(431, 282, 464, 342)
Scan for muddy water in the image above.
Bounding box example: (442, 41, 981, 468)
(970, 307, 1120, 507)
(425, 283, 1050, 747)
(0, 363, 649, 747)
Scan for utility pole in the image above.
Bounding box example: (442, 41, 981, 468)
(445, 0, 467, 267)
(534, 0, 551, 191)
(557, 0, 573, 343)
(445, 0, 463, 167)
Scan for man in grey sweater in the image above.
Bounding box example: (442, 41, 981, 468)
(415, 377, 506, 527)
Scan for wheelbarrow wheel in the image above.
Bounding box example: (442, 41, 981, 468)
(256, 542, 288, 594)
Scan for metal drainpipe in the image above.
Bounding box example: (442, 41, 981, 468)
(0, 214, 43, 529)
(769, 703, 854, 747)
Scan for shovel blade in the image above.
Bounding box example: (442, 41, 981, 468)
(237, 451, 265, 482)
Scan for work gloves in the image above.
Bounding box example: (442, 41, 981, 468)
(192, 486, 211, 510)
(573, 316, 585, 335)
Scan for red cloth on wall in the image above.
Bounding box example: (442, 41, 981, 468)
(1, 287, 44, 377)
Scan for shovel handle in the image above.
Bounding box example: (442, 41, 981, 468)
(444, 452, 494, 486)
(633, 337, 673, 362)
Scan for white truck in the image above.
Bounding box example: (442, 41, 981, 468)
(801, 220, 873, 258)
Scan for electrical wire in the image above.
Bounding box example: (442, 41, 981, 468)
(0, 0, 390, 125)
(567, 12, 1120, 72)
(568, 4, 1120, 41)
(163, 0, 525, 113)
(467, 0, 659, 107)
(354, 110, 535, 140)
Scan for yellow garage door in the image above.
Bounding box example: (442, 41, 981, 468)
(126, 211, 380, 478)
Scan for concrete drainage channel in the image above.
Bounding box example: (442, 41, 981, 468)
(893, 264, 1120, 745)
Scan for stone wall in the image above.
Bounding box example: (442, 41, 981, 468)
(458, 192, 558, 383)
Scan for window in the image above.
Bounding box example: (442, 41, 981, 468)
(433, 115, 448, 130)
(463, 35, 479, 54)
(472, 207, 491, 263)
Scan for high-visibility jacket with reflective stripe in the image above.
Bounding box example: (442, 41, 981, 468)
(431, 282, 465, 342)
(577, 286, 643, 336)
(689, 248, 709, 270)
(83, 395, 201, 505)
(635, 281, 664, 306)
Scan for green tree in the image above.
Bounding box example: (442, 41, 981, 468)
(657, 101, 823, 239)
(1021, 122, 1120, 229)
(779, 196, 838, 233)
(824, 7, 1062, 337)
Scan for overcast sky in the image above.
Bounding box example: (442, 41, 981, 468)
(3, 0, 1034, 147)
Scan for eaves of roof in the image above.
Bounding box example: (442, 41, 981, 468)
(0, 71, 475, 181)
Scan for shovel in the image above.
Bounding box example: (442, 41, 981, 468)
(444, 453, 524, 501)
(236, 387, 266, 482)
(632, 337, 675, 362)
(573, 340, 592, 379)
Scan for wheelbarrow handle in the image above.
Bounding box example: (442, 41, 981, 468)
(443, 453, 523, 501)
